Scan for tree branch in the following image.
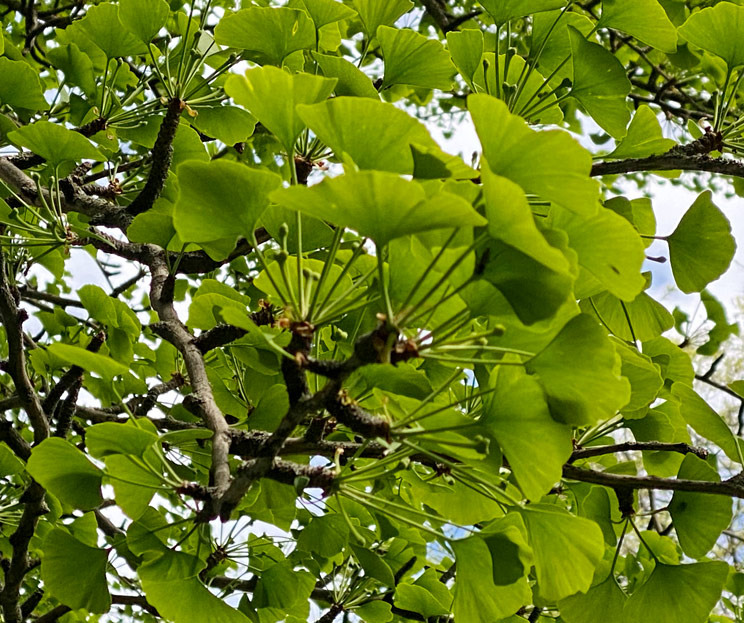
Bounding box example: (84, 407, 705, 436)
(591, 153, 744, 179)
(563, 464, 744, 498)
(0, 249, 49, 443)
(570, 441, 709, 463)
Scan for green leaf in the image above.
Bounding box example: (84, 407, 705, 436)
(526, 314, 631, 425)
(106, 451, 162, 520)
(312, 52, 379, 98)
(559, 576, 627, 623)
(214, 7, 316, 66)
(568, 26, 631, 138)
(46, 343, 130, 380)
(0, 443, 24, 476)
(26, 438, 103, 510)
(225, 66, 336, 153)
(270, 171, 486, 246)
(297, 513, 349, 558)
(190, 106, 257, 145)
(351, 0, 413, 39)
(598, 0, 678, 53)
(42, 529, 110, 613)
(67, 2, 148, 57)
(606, 105, 676, 159)
(584, 289, 674, 343)
(452, 533, 532, 621)
(680, 4, 744, 69)
(482, 365, 572, 501)
(393, 587, 442, 618)
(552, 205, 646, 301)
(520, 504, 605, 601)
(623, 561, 728, 623)
(478, 0, 567, 27)
(613, 341, 664, 412)
(0, 58, 47, 111)
(672, 383, 741, 464)
(447, 29, 483, 88)
(469, 94, 599, 216)
(78, 284, 117, 327)
(47, 43, 97, 98)
(293, 0, 356, 28)
(118, 0, 169, 44)
(173, 160, 281, 245)
(86, 422, 159, 459)
(482, 162, 570, 273)
(668, 454, 732, 559)
(297, 97, 470, 176)
(378, 26, 455, 90)
(697, 290, 739, 356)
(351, 544, 396, 586)
(352, 601, 393, 623)
(140, 550, 251, 623)
(9, 120, 104, 165)
(667, 191, 736, 294)
(479, 238, 574, 325)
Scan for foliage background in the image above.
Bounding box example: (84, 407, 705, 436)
(1, 1, 744, 622)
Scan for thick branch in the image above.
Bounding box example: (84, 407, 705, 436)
(591, 153, 744, 179)
(0, 250, 49, 443)
(148, 255, 232, 505)
(0, 158, 132, 232)
(563, 464, 744, 498)
(126, 98, 183, 216)
(570, 441, 709, 463)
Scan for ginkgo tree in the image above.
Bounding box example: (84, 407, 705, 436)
(2, 0, 744, 621)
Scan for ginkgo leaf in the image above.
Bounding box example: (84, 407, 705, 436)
(173, 160, 282, 246)
(679, 2, 744, 69)
(9, 120, 104, 165)
(312, 52, 379, 98)
(27, 438, 103, 509)
(214, 7, 316, 66)
(568, 26, 631, 138)
(351, 0, 413, 39)
(225, 65, 336, 153)
(598, 0, 678, 54)
(623, 562, 728, 623)
(585, 289, 674, 343)
(481, 165, 570, 272)
(118, 0, 169, 44)
(447, 29, 483, 88)
(42, 529, 111, 613)
(672, 383, 741, 464)
(292, 0, 356, 29)
(66, 2, 148, 57)
(559, 576, 627, 623)
(378, 26, 455, 90)
(552, 205, 646, 301)
(298, 97, 472, 176)
(469, 94, 599, 216)
(526, 314, 631, 425)
(86, 422, 159, 459)
(519, 504, 605, 601)
(140, 550, 250, 623)
(0, 58, 48, 110)
(270, 171, 486, 246)
(478, 0, 567, 27)
(606, 105, 676, 159)
(47, 343, 130, 379)
(482, 365, 573, 501)
(667, 191, 736, 294)
(668, 454, 732, 559)
(189, 106, 257, 145)
(453, 527, 532, 622)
